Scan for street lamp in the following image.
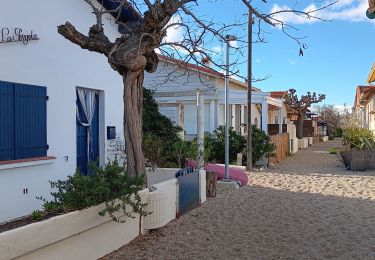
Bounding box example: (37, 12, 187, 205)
(224, 34, 237, 181)
(247, 9, 253, 171)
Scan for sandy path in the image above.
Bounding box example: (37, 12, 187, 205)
(103, 139, 375, 260)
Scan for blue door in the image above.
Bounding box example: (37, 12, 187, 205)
(76, 93, 99, 175)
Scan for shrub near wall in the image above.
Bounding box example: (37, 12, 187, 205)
(35, 161, 148, 223)
(0, 162, 150, 260)
(341, 127, 375, 170)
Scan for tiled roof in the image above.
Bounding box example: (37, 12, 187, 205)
(268, 104, 280, 111)
(355, 85, 375, 107)
(158, 55, 223, 77)
(270, 91, 287, 99)
(158, 55, 260, 91)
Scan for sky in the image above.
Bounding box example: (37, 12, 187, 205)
(163, 0, 375, 109)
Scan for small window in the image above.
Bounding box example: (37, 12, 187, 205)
(0, 81, 47, 161)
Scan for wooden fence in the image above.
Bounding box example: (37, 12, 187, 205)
(303, 120, 313, 137)
(269, 133, 289, 164)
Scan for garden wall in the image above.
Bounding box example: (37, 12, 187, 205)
(0, 189, 149, 260)
(342, 150, 375, 171)
(270, 133, 289, 163)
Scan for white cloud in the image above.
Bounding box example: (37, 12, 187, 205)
(256, 58, 261, 63)
(334, 104, 350, 114)
(212, 46, 223, 54)
(270, 0, 371, 25)
(163, 15, 184, 43)
(333, 0, 355, 9)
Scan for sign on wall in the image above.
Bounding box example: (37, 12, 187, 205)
(0, 27, 39, 45)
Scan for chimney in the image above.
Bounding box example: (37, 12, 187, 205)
(201, 56, 211, 68)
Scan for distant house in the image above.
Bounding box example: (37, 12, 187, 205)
(354, 86, 375, 135)
(268, 91, 299, 153)
(144, 56, 283, 139)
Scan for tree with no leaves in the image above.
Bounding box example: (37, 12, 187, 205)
(286, 89, 325, 139)
(57, 0, 336, 177)
(314, 104, 342, 136)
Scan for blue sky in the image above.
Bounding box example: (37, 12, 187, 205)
(165, 0, 375, 108)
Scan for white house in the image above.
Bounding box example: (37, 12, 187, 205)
(144, 56, 283, 139)
(0, 0, 138, 222)
(0, 0, 284, 223)
(354, 85, 375, 135)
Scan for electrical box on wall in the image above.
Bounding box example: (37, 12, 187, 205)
(107, 126, 116, 140)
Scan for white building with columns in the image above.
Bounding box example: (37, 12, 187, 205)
(144, 56, 284, 139)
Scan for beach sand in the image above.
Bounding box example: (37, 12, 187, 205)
(103, 139, 375, 260)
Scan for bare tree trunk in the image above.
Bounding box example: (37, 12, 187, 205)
(123, 71, 146, 177)
(296, 113, 304, 139)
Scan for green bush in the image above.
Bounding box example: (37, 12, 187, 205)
(247, 125, 276, 164)
(31, 210, 43, 220)
(192, 125, 276, 166)
(329, 148, 339, 154)
(342, 127, 375, 150)
(142, 88, 183, 168)
(209, 126, 247, 164)
(335, 127, 343, 138)
(37, 161, 148, 223)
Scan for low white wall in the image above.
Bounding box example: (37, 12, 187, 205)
(1, 170, 208, 259)
(145, 179, 178, 230)
(308, 137, 313, 146)
(298, 138, 309, 149)
(146, 168, 179, 187)
(199, 170, 206, 204)
(290, 138, 299, 154)
(0, 189, 149, 260)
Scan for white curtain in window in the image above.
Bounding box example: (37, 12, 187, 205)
(76, 89, 96, 163)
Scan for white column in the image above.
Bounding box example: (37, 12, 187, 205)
(262, 98, 268, 134)
(232, 104, 240, 133)
(209, 100, 216, 133)
(231, 104, 235, 129)
(240, 105, 246, 135)
(197, 91, 205, 169)
(178, 103, 185, 139)
(218, 104, 225, 127)
(278, 108, 282, 134)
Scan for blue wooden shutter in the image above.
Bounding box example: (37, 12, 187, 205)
(0, 82, 15, 160)
(14, 84, 47, 159)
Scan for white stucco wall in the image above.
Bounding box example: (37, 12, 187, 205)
(144, 60, 215, 92)
(0, 0, 125, 222)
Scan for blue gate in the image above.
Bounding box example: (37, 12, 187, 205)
(176, 167, 200, 217)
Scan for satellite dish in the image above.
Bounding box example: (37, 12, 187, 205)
(367, 9, 375, 19)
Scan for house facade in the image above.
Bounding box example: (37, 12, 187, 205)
(354, 86, 375, 135)
(144, 57, 283, 139)
(0, 0, 136, 222)
(269, 91, 299, 153)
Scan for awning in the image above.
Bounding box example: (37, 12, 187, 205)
(367, 63, 375, 83)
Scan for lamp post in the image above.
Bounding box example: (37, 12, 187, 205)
(247, 9, 253, 171)
(224, 34, 237, 180)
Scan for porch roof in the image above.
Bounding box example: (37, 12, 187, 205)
(154, 89, 283, 107)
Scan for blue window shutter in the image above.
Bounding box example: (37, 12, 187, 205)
(14, 84, 47, 159)
(0, 82, 15, 160)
